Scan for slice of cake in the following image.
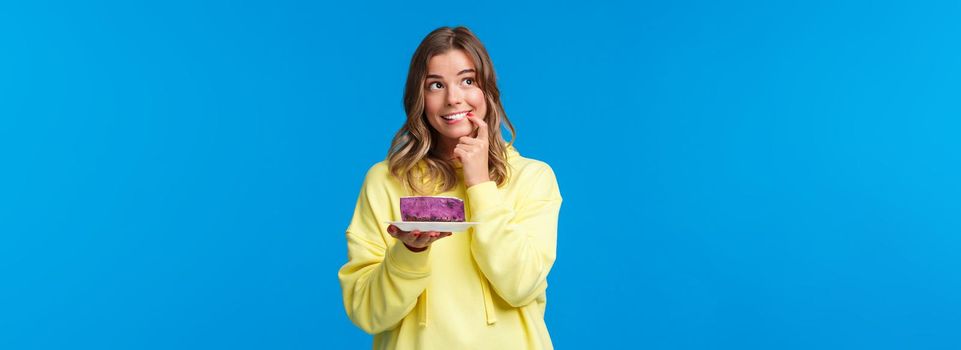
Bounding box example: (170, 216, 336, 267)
(400, 196, 466, 222)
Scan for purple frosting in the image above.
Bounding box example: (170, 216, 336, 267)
(400, 196, 465, 222)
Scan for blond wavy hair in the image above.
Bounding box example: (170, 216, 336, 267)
(387, 26, 516, 195)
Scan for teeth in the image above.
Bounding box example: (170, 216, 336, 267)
(442, 111, 468, 120)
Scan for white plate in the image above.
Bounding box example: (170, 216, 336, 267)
(385, 221, 479, 233)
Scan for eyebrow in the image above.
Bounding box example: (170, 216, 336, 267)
(426, 69, 476, 80)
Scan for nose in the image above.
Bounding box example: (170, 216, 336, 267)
(446, 85, 464, 106)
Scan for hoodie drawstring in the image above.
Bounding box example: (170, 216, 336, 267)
(480, 276, 497, 325)
(467, 202, 497, 326)
(418, 289, 428, 327)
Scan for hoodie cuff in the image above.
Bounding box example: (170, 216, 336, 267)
(386, 241, 431, 278)
(466, 180, 503, 215)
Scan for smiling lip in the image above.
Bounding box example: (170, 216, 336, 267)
(442, 110, 472, 118)
(441, 110, 471, 125)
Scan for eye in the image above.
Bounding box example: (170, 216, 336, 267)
(464, 78, 474, 86)
(427, 82, 443, 90)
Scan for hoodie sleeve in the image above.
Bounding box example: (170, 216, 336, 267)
(337, 165, 431, 334)
(467, 163, 563, 308)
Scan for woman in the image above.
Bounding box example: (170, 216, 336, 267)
(338, 26, 563, 349)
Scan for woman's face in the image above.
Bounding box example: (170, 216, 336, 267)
(423, 49, 487, 143)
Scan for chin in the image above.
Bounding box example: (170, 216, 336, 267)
(431, 122, 472, 139)
(437, 130, 469, 140)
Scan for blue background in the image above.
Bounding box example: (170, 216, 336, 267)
(2, 0, 959, 349)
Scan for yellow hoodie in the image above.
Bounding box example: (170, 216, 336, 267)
(338, 145, 562, 349)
